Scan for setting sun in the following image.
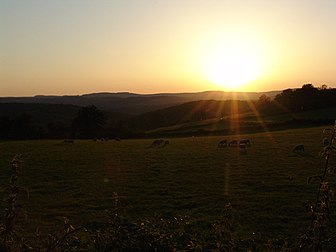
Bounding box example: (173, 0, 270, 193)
(2, 0, 336, 96)
(199, 34, 266, 91)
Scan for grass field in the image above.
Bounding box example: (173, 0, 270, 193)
(145, 107, 336, 136)
(0, 126, 335, 243)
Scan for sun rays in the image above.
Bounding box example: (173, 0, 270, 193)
(196, 31, 267, 91)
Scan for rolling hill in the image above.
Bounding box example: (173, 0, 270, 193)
(1, 88, 334, 139)
(0, 90, 280, 115)
(122, 100, 253, 132)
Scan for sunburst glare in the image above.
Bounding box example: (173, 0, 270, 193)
(199, 33, 266, 91)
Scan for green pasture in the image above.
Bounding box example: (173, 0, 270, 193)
(245, 106, 336, 123)
(0, 126, 335, 241)
(146, 107, 336, 135)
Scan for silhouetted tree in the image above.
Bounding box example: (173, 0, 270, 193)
(46, 121, 69, 139)
(301, 83, 315, 89)
(274, 84, 336, 112)
(319, 84, 328, 90)
(256, 94, 274, 114)
(71, 105, 106, 138)
(0, 113, 35, 140)
(0, 116, 12, 139)
(274, 89, 296, 111)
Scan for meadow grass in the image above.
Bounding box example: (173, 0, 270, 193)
(0, 126, 334, 242)
(146, 107, 336, 135)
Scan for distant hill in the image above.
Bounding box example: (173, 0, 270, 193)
(0, 88, 334, 139)
(0, 90, 280, 115)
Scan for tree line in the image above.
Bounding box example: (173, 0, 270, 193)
(0, 84, 335, 140)
(0, 105, 107, 140)
(255, 84, 336, 114)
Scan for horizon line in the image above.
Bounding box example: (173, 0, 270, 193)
(0, 89, 287, 98)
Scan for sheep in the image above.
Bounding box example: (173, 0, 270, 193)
(239, 139, 251, 147)
(150, 139, 164, 147)
(63, 139, 74, 144)
(217, 140, 227, 148)
(154, 139, 164, 145)
(292, 144, 304, 153)
(228, 140, 238, 147)
(150, 139, 169, 148)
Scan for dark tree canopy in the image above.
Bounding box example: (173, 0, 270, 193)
(301, 83, 316, 89)
(71, 105, 107, 138)
(274, 84, 336, 112)
(0, 113, 35, 140)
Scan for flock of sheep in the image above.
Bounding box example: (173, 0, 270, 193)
(217, 139, 251, 149)
(63, 132, 335, 154)
(63, 137, 121, 144)
(148, 138, 252, 150)
(62, 137, 251, 150)
(92, 137, 121, 142)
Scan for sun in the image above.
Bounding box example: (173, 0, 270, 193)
(200, 35, 265, 91)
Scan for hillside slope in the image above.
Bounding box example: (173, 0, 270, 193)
(122, 100, 253, 131)
(0, 90, 280, 115)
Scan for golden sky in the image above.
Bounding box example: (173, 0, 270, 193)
(1, 0, 336, 96)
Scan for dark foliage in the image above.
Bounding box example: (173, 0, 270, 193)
(71, 105, 107, 139)
(0, 114, 37, 140)
(0, 103, 80, 125)
(274, 84, 336, 112)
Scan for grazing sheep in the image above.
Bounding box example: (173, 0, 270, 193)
(239, 139, 251, 146)
(150, 139, 164, 147)
(154, 139, 163, 145)
(150, 139, 169, 148)
(217, 140, 227, 148)
(63, 139, 74, 144)
(228, 140, 238, 147)
(292, 144, 304, 153)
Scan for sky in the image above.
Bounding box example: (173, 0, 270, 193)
(1, 0, 336, 96)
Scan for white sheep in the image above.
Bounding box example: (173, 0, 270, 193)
(292, 144, 304, 152)
(217, 140, 227, 148)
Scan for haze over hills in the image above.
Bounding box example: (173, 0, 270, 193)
(0, 90, 280, 115)
(0, 85, 335, 140)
